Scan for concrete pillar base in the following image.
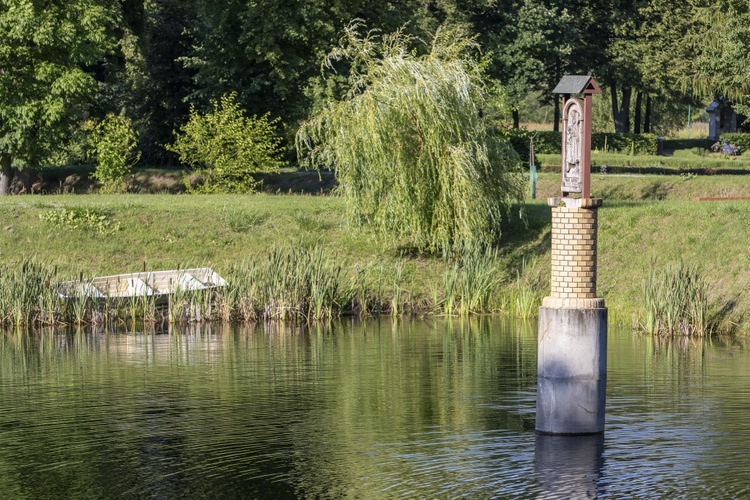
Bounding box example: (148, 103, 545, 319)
(536, 306, 607, 435)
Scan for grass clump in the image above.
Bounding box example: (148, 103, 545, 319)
(640, 260, 713, 337)
(0, 261, 62, 326)
(220, 206, 270, 232)
(506, 257, 545, 319)
(222, 244, 351, 322)
(437, 247, 500, 316)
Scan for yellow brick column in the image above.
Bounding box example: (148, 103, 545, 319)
(542, 197, 604, 310)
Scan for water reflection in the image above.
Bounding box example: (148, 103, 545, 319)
(534, 434, 604, 499)
(1, 321, 750, 496)
(0, 318, 540, 497)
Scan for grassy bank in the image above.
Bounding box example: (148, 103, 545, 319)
(0, 194, 542, 325)
(0, 192, 749, 332)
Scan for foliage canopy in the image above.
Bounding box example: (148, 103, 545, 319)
(297, 22, 524, 256)
(683, 0, 750, 112)
(0, 0, 118, 194)
(0, 0, 117, 166)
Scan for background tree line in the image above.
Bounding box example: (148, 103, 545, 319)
(0, 0, 748, 194)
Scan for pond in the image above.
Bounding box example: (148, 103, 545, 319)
(0, 318, 748, 498)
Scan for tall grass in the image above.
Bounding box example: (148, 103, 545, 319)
(507, 257, 544, 319)
(0, 261, 61, 326)
(0, 245, 541, 327)
(641, 260, 713, 337)
(222, 244, 352, 322)
(436, 247, 501, 315)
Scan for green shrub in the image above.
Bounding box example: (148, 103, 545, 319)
(89, 114, 140, 192)
(720, 133, 750, 154)
(169, 93, 287, 193)
(534, 131, 563, 154)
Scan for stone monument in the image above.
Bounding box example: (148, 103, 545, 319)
(706, 97, 737, 141)
(536, 75, 608, 435)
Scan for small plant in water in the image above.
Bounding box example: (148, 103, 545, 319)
(508, 257, 544, 319)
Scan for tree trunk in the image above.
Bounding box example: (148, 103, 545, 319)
(634, 91, 643, 134)
(553, 95, 560, 132)
(644, 95, 652, 133)
(610, 85, 619, 131)
(611, 85, 632, 133)
(512, 109, 520, 129)
(0, 154, 12, 196)
(552, 57, 561, 132)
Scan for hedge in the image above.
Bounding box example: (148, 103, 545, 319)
(593, 133, 658, 155)
(720, 133, 750, 154)
(505, 130, 559, 160)
(506, 129, 658, 162)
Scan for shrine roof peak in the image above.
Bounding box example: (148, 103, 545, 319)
(553, 75, 601, 95)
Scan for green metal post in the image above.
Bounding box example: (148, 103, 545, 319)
(530, 134, 537, 199)
(685, 86, 693, 139)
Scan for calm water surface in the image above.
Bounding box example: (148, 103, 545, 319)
(1, 319, 749, 498)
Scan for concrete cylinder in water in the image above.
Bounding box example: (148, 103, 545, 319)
(536, 306, 607, 434)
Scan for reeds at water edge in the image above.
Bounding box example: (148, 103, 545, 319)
(436, 246, 500, 316)
(641, 260, 713, 337)
(0, 245, 551, 328)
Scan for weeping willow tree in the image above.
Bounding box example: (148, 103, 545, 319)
(296, 22, 524, 256)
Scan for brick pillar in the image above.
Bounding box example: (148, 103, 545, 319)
(536, 197, 607, 435)
(543, 197, 604, 309)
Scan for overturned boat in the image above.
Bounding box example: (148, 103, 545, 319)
(57, 267, 227, 303)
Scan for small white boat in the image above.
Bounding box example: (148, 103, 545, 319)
(56, 268, 227, 302)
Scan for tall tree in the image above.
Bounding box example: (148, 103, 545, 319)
(184, 0, 364, 123)
(183, 1, 455, 128)
(681, 0, 750, 113)
(634, 0, 695, 132)
(0, 0, 119, 194)
(93, 0, 198, 165)
(586, 0, 648, 133)
(489, 0, 575, 128)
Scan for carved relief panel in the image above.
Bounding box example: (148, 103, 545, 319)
(562, 98, 584, 194)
